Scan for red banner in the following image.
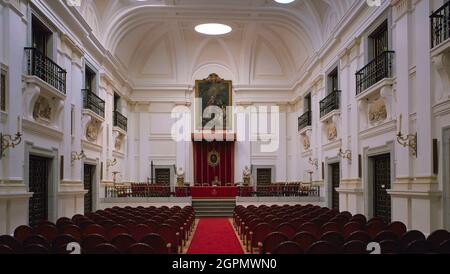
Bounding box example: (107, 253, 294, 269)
(193, 141, 234, 186)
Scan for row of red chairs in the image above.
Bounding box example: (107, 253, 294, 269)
(233, 204, 450, 254)
(0, 206, 195, 254)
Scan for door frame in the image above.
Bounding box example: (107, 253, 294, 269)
(24, 142, 59, 223)
(363, 141, 395, 219)
(442, 127, 450, 230)
(83, 158, 99, 213)
(325, 157, 340, 209)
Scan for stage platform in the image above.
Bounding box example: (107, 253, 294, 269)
(190, 186, 238, 199)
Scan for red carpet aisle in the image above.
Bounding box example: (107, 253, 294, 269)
(187, 218, 244, 254)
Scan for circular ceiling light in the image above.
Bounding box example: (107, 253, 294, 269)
(274, 0, 296, 3)
(195, 23, 232, 36)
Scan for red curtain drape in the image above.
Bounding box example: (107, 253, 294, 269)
(193, 141, 234, 186)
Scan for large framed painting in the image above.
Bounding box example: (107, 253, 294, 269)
(195, 73, 232, 130)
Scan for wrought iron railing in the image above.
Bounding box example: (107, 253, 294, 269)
(105, 184, 189, 198)
(320, 90, 341, 118)
(298, 111, 312, 131)
(356, 51, 395, 95)
(113, 111, 128, 132)
(237, 185, 320, 197)
(82, 89, 105, 118)
(431, 1, 450, 48)
(25, 47, 66, 94)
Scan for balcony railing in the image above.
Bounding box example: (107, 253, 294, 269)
(114, 111, 128, 132)
(298, 111, 312, 131)
(25, 47, 66, 94)
(320, 90, 341, 118)
(356, 51, 395, 95)
(82, 89, 105, 118)
(431, 1, 450, 48)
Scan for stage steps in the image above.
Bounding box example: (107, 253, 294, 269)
(192, 199, 236, 217)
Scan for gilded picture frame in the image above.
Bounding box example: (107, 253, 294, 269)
(195, 73, 232, 131)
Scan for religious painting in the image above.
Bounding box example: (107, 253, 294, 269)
(195, 73, 232, 130)
(207, 149, 220, 167)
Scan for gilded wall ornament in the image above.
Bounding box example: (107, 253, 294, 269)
(369, 98, 387, 123)
(207, 150, 220, 167)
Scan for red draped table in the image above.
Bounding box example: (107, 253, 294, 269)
(190, 186, 238, 199)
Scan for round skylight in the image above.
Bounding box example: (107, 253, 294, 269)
(195, 23, 232, 36)
(274, 0, 296, 3)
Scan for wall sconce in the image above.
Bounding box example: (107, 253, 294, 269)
(338, 148, 352, 163)
(397, 114, 417, 157)
(107, 158, 117, 168)
(0, 117, 23, 159)
(1, 132, 23, 159)
(71, 150, 86, 163)
(309, 157, 318, 170)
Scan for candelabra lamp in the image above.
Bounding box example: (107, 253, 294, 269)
(397, 131, 417, 157)
(107, 158, 117, 168)
(71, 150, 86, 164)
(338, 148, 352, 163)
(309, 157, 318, 170)
(0, 132, 23, 159)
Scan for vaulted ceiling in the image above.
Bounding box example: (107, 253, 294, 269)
(77, 0, 356, 87)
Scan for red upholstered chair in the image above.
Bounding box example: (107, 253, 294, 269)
(320, 231, 344, 247)
(341, 240, 368, 254)
(379, 240, 398, 254)
(157, 224, 180, 254)
(291, 218, 305, 229)
(145, 220, 160, 232)
(427, 230, 450, 252)
(404, 240, 433, 254)
(52, 234, 77, 254)
(366, 221, 387, 240)
(269, 218, 283, 230)
(24, 244, 50, 254)
(99, 220, 115, 231)
(0, 245, 14, 254)
(272, 241, 303, 254)
(108, 224, 129, 241)
(276, 223, 296, 240)
(83, 224, 107, 238)
(349, 214, 367, 226)
(292, 232, 317, 251)
(339, 211, 353, 220)
(23, 234, 50, 249)
(367, 217, 386, 225)
(374, 230, 398, 242)
(78, 220, 96, 231)
(321, 222, 341, 234)
(56, 217, 73, 230)
(14, 225, 34, 244)
(82, 234, 108, 253)
(35, 224, 58, 243)
(130, 224, 153, 242)
(0, 235, 22, 252)
(141, 233, 171, 254)
(127, 243, 155, 254)
(111, 234, 136, 252)
(259, 232, 289, 254)
(439, 240, 450, 254)
(62, 225, 82, 242)
(346, 230, 371, 244)
(306, 241, 339, 254)
(399, 230, 426, 251)
(298, 222, 320, 238)
(343, 222, 364, 239)
(91, 243, 119, 254)
(249, 223, 272, 253)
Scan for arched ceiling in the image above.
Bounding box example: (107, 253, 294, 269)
(78, 0, 356, 87)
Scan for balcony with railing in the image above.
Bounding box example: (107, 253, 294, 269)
(298, 111, 312, 132)
(431, 1, 450, 49)
(113, 111, 128, 132)
(356, 51, 395, 96)
(82, 89, 105, 118)
(25, 47, 66, 94)
(320, 90, 341, 118)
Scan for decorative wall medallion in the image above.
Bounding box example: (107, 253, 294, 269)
(303, 134, 311, 150)
(207, 149, 220, 167)
(33, 96, 52, 123)
(86, 120, 100, 142)
(327, 122, 338, 141)
(115, 136, 122, 151)
(368, 98, 387, 123)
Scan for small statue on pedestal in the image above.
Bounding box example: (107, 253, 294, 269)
(243, 166, 251, 186)
(176, 167, 185, 187)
